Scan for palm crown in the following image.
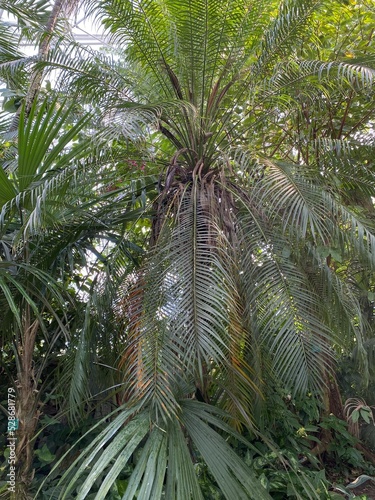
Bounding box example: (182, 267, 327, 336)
(80, 0, 374, 409)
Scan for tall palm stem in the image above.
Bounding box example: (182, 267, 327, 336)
(9, 0, 77, 131)
(14, 312, 40, 499)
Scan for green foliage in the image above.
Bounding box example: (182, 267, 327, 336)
(252, 453, 331, 499)
(1, 0, 375, 498)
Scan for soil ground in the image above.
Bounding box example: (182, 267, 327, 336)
(350, 482, 375, 499)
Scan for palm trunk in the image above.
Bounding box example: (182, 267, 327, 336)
(325, 372, 344, 419)
(10, 0, 74, 131)
(24, 0, 65, 114)
(310, 357, 343, 458)
(13, 316, 40, 499)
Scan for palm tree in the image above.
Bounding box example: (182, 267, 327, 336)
(0, 95, 149, 497)
(0, 97, 92, 497)
(3, 0, 375, 498)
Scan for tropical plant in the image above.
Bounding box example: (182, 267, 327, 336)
(0, 94, 152, 497)
(2, 0, 375, 498)
(23, 0, 375, 498)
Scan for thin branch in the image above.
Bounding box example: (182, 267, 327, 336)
(337, 88, 354, 139)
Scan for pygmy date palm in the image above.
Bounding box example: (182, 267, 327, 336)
(31, 0, 375, 497)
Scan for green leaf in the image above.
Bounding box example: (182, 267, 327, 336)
(330, 249, 342, 263)
(0, 166, 15, 206)
(35, 444, 56, 464)
(16, 98, 91, 192)
(115, 479, 128, 497)
(182, 402, 272, 500)
(360, 408, 371, 424)
(282, 246, 291, 258)
(351, 409, 360, 424)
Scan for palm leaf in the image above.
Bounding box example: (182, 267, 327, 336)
(254, 0, 321, 76)
(16, 97, 92, 191)
(121, 179, 258, 423)
(234, 198, 334, 395)
(50, 400, 271, 499)
(181, 400, 271, 500)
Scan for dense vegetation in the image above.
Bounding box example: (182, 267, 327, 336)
(1, 0, 375, 498)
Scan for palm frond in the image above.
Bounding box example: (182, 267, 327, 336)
(49, 399, 271, 499)
(250, 158, 333, 242)
(121, 179, 258, 423)
(181, 400, 271, 500)
(243, 156, 375, 268)
(99, 0, 175, 100)
(0, 0, 51, 32)
(16, 97, 92, 190)
(235, 199, 334, 396)
(267, 58, 375, 97)
(252, 0, 320, 77)
(0, 261, 71, 342)
(52, 405, 146, 499)
(58, 301, 94, 425)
